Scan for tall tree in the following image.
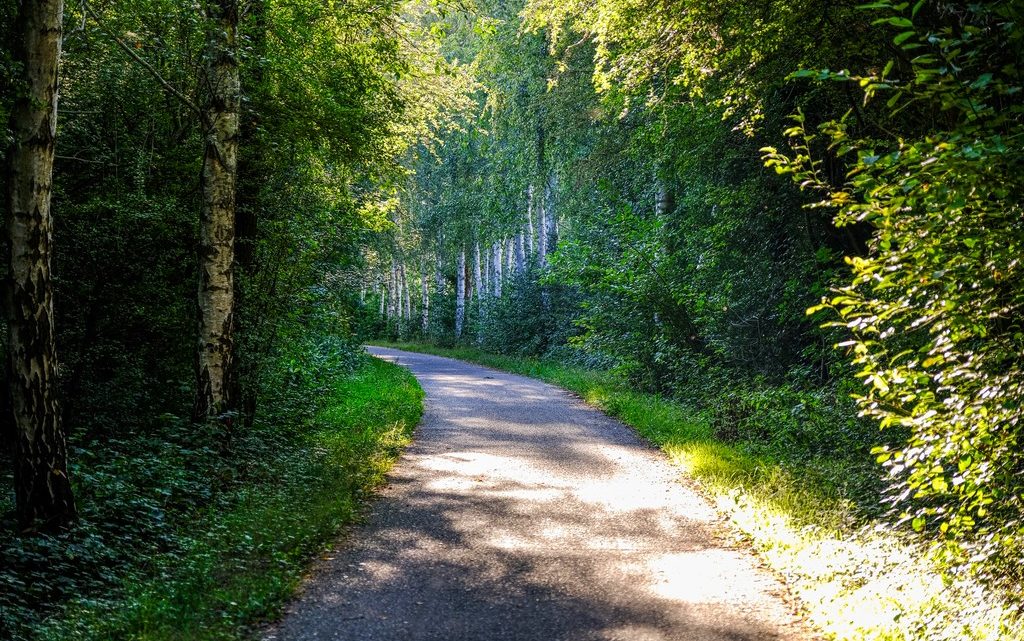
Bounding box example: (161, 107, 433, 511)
(194, 0, 240, 421)
(4, 0, 76, 531)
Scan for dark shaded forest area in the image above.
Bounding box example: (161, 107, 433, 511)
(2, 0, 1021, 639)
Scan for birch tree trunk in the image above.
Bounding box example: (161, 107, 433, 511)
(455, 248, 466, 338)
(379, 283, 386, 317)
(538, 190, 548, 266)
(421, 256, 429, 333)
(492, 241, 503, 298)
(473, 240, 483, 300)
(388, 259, 397, 323)
(505, 237, 514, 274)
(195, 0, 241, 421)
(4, 0, 76, 531)
(402, 262, 412, 320)
(435, 249, 444, 292)
(483, 244, 491, 297)
(516, 233, 525, 274)
(526, 185, 535, 257)
(544, 173, 557, 261)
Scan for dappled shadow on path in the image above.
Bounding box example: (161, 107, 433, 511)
(265, 348, 808, 641)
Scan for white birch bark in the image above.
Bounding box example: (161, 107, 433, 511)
(421, 256, 429, 333)
(526, 185, 535, 257)
(538, 190, 548, 266)
(483, 245, 491, 297)
(505, 237, 514, 274)
(195, 0, 241, 420)
(543, 173, 557, 263)
(435, 250, 444, 292)
(516, 233, 525, 273)
(473, 240, 483, 300)
(492, 241, 503, 298)
(388, 259, 397, 322)
(455, 248, 466, 338)
(402, 262, 412, 320)
(5, 0, 77, 529)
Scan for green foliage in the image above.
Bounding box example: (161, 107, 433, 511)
(765, 1, 1024, 583)
(1, 354, 422, 640)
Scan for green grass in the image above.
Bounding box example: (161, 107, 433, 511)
(31, 355, 423, 641)
(373, 341, 1022, 641)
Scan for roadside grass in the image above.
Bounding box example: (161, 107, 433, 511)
(373, 341, 1022, 641)
(24, 355, 423, 641)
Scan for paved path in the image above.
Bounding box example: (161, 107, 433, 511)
(266, 347, 811, 641)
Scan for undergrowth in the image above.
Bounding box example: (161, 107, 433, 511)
(373, 341, 1022, 641)
(0, 352, 423, 641)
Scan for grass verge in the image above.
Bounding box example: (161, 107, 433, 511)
(24, 354, 423, 641)
(373, 341, 1021, 641)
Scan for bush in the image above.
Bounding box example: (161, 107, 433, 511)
(765, 1, 1024, 584)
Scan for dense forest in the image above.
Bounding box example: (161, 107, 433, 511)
(2, 0, 1021, 639)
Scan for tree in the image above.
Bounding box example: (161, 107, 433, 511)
(4, 0, 76, 531)
(194, 0, 240, 422)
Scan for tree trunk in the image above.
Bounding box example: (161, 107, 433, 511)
(195, 0, 240, 422)
(483, 244, 491, 297)
(402, 262, 411, 320)
(538, 190, 548, 266)
(420, 256, 429, 333)
(379, 283, 386, 318)
(229, 0, 266, 425)
(505, 237, 514, 274)
(516, 233, 525, 274)
(526, 185, 535, 258)
(434, 248, 444, 292)
(492, 241, 503, 298)
(473, 240, 483, 299)
(455, 248, 466, 338)
(388, 258, 397, 324)
(4, 0, 77, 532)
(655, 179, 675, 219)
(544, 173, 557, 261)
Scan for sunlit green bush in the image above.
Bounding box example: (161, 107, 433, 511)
(765, 1, 1024, 584)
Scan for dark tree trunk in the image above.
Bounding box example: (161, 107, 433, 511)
(4, 0, 77, 532)
(231, 0, 266, 427)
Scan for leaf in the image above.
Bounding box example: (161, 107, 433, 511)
(875, 16, 914, 28)
(894, 30, 916, 45)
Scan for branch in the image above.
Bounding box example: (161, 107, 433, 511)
(82, 1, 206, 125)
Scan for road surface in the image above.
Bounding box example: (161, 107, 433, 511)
(265, 346, 810, 641)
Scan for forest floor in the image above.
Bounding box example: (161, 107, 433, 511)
(265, 346, 813, 641)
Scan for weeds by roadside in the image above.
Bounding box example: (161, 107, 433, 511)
(1, 353, 423, 641)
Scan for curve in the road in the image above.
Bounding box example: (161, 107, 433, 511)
(265, 346, 811, 641)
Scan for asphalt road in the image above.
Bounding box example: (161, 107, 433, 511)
(264, 346, 811, 641)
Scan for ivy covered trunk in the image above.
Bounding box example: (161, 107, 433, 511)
(195, 0, 241, 421)
(4, 0, 76, 532)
